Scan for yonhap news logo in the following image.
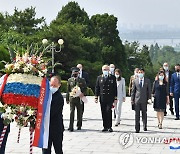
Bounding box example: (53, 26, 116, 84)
(118, 132, 180, 149)
(118, 133, 134, 149)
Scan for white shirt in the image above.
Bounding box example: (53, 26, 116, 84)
(139, 77, 144, 87)
(79, 71, 82, 78)
(177, 72, 180, 78)
(165, 71, 169, 79)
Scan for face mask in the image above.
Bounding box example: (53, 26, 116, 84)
(50, 87, 58, 94)
(159, 76, 164, 81)
(110, 68, 115, 72)
(138, 73, 144, 79)
(72, 74, 78, 78)
(115, 74, 119, 78)
(103, 70, 109, 77)
(134, 72, 138, 76)
(163, 66, 168, 71)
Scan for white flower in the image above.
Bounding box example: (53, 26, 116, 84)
(27, 109, 34, 116)
(0, 102, 3, 108)
(26, 63, 34, 70)
(42, 69, 47, 74)
(38, 71, 44, 77)
(5, 107, 12, 113)
(14, 63, 21, 70)
(20, 106, 25, 112)
(70, 86, 82, 98)
(7, 113, 14, 120)
(23, 67, 30, 73)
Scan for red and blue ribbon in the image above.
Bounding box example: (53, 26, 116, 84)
(33, 78, 52, 148)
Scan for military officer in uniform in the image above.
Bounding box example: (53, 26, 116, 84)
(66, 67, 87, 132)
(95, 65, 117, 132)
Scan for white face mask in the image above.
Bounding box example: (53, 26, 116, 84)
(50, 86, 58, 94)
(163, 66, 168, 71)
(103, 70, 109, 77)
(115, 74, 119, 78)
(110, 67, 115, 72)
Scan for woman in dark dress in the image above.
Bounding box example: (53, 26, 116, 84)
(152, 71, 169, 129)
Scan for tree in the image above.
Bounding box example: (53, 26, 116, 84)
(90, 13, 127, 72)
(6, 7, 45, 35)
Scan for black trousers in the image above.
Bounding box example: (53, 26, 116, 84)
(100, 102, 113, 129)
(42, 127, 63, 154)
(82, 101, 84, 117)
(0, 132, 9, 154)
(135, 103, 147, 132)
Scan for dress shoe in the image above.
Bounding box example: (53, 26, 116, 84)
(115, 124, 118, 127)
(135, 130, 139, 133)
(108, 128, 113, 132)
(171, 111, 174, 115)
(164, 113, 167, 116)
(68, 128, 74, 132)
(144, 128, 147, 131)
(77, 127, 81, 130)
(175, 117, 179, 120)
(102, 128, 108, 132)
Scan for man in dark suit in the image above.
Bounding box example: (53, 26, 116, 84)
(66, 67, 87, 131)
(131, 68, 151, 133)
(0, 113, 10, 154)
(170, 64, 180, 120)
(77, 64, 89, 118)
(77, 64, 89, 86)
(42, 76, 64, 154)
(163, 62, 174, 115)
(95, 65, 117, 132)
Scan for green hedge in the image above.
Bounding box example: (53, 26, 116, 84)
(60, 80, 94, 96)
(60, 80, 68, 93)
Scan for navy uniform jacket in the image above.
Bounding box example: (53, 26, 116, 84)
(95, 74, 117, 103)
(49, 89, 64, 132)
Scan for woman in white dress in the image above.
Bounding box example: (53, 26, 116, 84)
(114, 69, 126, 126)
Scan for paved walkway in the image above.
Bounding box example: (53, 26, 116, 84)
(5, 97, 180, 154)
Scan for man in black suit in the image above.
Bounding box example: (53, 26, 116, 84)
(163, 62, 174, 115)
(77, 64, 89, 118)
(77, 64, 89, 86)
(42, 76, 64, 154)
(95, 65, 117, 132)
(0, 113, 10, 154)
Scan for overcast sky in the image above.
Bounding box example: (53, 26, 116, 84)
(0, 0, 180, 29)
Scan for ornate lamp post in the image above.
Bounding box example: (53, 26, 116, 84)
(42, 39, 64, 73)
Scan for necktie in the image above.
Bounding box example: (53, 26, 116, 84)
(178, 73, 180, 80)
(140, 80, 143, 88)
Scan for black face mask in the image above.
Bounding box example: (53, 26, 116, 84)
(72, 74, 78, 78)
